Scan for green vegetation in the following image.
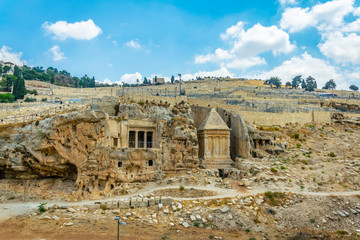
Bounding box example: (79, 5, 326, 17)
(37, 130, 47, 139)
(322, 79, 336, 90)
(349, 84, 359, 91)
(264, 77, 282, 88)
(293, 133, 300, 140)
(270, 167, 278, 173)
(179, 185, 185, 191)
(296, 143, 301, 148)
(264, 191, 285, 206)
(301, 76, 317, 92)
(0, 93, 15, 103)
(193, 222, 200, 227)
(291, 75, 302, 89)
(336, 230, 348, 235)
(328, 152, 336, 157)
(38, 203, 47, 213)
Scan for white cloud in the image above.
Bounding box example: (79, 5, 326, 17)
(112, 40, 117, 45)
(255, 52, 344, 88)
(182, 67, 234, 81)
(125, 39, 141, 49)
(195, 22, 295, 70)
(195, 48, 232, 63)
(226, 57, 266, 69)
(42, 19, 102, 40)
(280, 0, 355, 33)
(319, 32, 360, 64)
(231, 23, 295, 56)
(102, 78, 112, 84)
(0, 46, 26, 66)
(120, 72, 142, 84)
(49, 45, 66, 61)
(279, 0, 298, 6)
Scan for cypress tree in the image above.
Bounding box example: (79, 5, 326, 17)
(13, 77, 27, 100)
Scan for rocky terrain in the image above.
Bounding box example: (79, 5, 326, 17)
(0, 90, 359, 239)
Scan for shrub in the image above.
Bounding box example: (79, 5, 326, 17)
(209, 235, 214, 239)
(179, 185, 185, 191)
(270, 167, 278, 173)
(293, 133, 300, 139)
(38, 203, 47, 213)
(35, 120, 39, 126)
(0, 93, 15, 103)
(336, 230, 348, 235)
(193, 222, 200, 227)
(264, 191, 285, 206)
(328, 152, 336, 157)
(245, 228, 251, 233)
(37, 130, 47, 139)
(280, 165, 286, 170)
(296, 143, 301, 148)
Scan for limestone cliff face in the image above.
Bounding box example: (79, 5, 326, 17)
(0, 102, 199, 199)
(0, 110, 107, 181)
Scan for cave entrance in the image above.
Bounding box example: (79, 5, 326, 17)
(218, 169, 228, 179)
(0, 169, 5, 179)
(64, 164, 78, 180)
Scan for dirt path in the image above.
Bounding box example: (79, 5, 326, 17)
(1, 182, 359, 223)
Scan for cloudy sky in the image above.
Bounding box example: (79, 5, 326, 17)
(0, 0, 360, 89)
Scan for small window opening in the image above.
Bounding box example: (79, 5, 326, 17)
(129, 131, 136, 148)
(138, 131, 145, 148)
(148, 160, 153, 166)
(146, 132, 153, 148)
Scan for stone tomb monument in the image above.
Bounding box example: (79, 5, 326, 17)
(198, 108, 233, 169)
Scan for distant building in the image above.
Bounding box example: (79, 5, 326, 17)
(0, 61, 15, 77)
(153, 77, 165, 84)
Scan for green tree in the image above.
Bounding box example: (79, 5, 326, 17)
(13, 77, 27, 100)
(0, 64, 2, 74)
(301, 79, 306, 89)
(0, 93, 15, 103)
(305, 76, 316, 92)
(90, 76, 96, 88)
(349, 84, 359, 91)
(285, 81, 292, 88)
(292, 75, 302, 89)
(72, 77, 80, 88)
(154, 76, 158, 84)
(2, 65, 11, 73)
(322, 79, 336, 90)
(14, 66, 22, 78)
(268, 77, 282, 88)
(0, 75, 16, 92)
(171, 75, 175, 84)
(143, 77, 148, 84)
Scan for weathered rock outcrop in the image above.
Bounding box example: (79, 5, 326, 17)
(0, 102, 199, 199)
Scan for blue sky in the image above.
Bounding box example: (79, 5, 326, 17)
(0, 0, 360, 89)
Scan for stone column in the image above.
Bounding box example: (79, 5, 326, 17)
(135, 131, 138, 148)
(144, 131, 147, 148)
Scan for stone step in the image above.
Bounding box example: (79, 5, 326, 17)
(202, 158, 233, 169)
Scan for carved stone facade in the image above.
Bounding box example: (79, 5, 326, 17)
(198, 109, 233, 169)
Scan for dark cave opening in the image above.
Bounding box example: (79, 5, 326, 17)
(64, 163, 78, 180)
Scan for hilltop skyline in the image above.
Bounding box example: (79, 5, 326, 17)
(1, 0, 360, 89)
